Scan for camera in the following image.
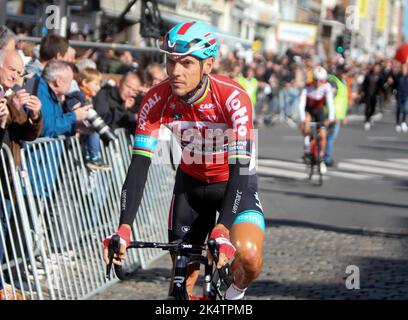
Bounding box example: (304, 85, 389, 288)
(82, 102, 117, 143)
(85, 108, 117, 143)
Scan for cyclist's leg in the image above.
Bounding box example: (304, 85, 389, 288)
(229, 174, 265, 298)
(315, 108, 327, 156)
(302, 111, 312, 153)
(168, 169, 220, 296)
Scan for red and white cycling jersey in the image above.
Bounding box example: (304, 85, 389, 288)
(132, 74, 256, 183)
(298, 82, 335, 121)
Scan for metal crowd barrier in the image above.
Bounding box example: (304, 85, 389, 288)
(0, 129, 175, 300)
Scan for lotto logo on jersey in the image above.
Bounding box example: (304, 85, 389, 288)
(226, 90, 249, 137)
(138, 93, 162, 130)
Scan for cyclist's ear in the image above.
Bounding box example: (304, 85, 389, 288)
(202, 57, 214, 75)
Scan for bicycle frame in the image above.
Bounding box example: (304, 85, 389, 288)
(306, 122, 324, 185)
(106, 236, 233, 300)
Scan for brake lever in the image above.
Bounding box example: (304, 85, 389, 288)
(207, 239, 234, 287)
(106, 234, 121, 280)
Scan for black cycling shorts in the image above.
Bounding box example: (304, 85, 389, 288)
(168, 168, 265, 245)
(305, 106, 325, 128)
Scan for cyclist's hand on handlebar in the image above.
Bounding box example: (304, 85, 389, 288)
(103, 224, 131, 265)
(209, 226, 236, 269)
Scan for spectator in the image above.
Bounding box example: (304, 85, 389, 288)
(97, 49, 122, 74)
(325, 66, 349, 166)
(361, 64, 383, 131)
(25, 34, 70, 76)
(65, 68, 111, 170)
(36, 60, 89, 137)
(0, 49, 42, 300)
(65, 46, 77, 63)
(145, 62, 167, 87)
(0, 49, 43, 163)
(394, 63, 408, 133)
(237, 65, 258, 111)
(93, 71, 144, 135)
(116, 50, 138, 74)
(76, 58, 97, 72)
(0, 26, 16, 51)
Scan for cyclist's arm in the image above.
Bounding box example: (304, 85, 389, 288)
(217, 157, 251, 230)
(298, 89, 307, 121)
(117, 89, 163, 228)
(119, 154, 152, 226)
(216, 88, 253, 231)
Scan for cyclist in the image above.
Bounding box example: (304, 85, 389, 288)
(298, 66, 335, 174)
(103, 21, 265, 300)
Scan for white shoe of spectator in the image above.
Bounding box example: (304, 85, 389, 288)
(364, 122, 371, 131)
(396, 125, 402, 133)
(401, 122, 408, 133)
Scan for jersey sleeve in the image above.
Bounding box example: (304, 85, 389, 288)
(133, 89, 164, 158)
(217, 87, 254, 229)
(224, 88, 254, 163)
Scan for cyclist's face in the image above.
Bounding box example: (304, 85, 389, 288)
(166, 55, 213, 96)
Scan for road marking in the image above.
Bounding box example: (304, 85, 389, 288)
(347, 159, 407, 171)
(337, 162, 408, 177)
(327, 170, 380, 180)
(258, 159, 305, 170)
(367, 136, 400, 142)
(389, 159, 408, 165)
(257, 158, 408, 181)
(257, 166, 308, 179)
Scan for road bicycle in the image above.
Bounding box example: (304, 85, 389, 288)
(303, 122, 324, 186)
(106, 235, 234, 300)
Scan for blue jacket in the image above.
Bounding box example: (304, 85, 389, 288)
(25, 76, 77, 197)
(36, 75, 77, 138)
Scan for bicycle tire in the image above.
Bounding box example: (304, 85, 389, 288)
(316, 134, 323, 186)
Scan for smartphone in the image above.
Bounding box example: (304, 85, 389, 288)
(23, 77, 37, 95)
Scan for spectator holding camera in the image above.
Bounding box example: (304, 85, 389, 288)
(0, 49, 43, 162)
(35, 60, 89, 138)
(0, 49, 43, 300)
(65, 68, 111, 170)
(93, 71, 144, 136)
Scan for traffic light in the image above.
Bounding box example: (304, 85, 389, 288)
(335, 35, 344, 54)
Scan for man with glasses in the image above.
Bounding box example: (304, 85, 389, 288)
(103, 21, 265, 300)
(0, 49, 42, 300)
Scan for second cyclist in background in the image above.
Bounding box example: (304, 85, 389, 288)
(298, 66, 335, 174)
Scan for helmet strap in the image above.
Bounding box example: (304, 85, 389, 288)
(180, 60, 208, 104)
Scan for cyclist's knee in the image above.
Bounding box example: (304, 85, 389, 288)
(235, 247, 263, 278)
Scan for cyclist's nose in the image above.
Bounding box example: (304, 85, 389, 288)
(170, 62, 183, 77)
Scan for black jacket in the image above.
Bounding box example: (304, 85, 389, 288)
(93, 85, 141, 135)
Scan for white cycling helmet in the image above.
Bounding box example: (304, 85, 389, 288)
(313, 66, 328, 81)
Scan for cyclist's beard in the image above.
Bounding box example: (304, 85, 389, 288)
(179, 61, 207, 105)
